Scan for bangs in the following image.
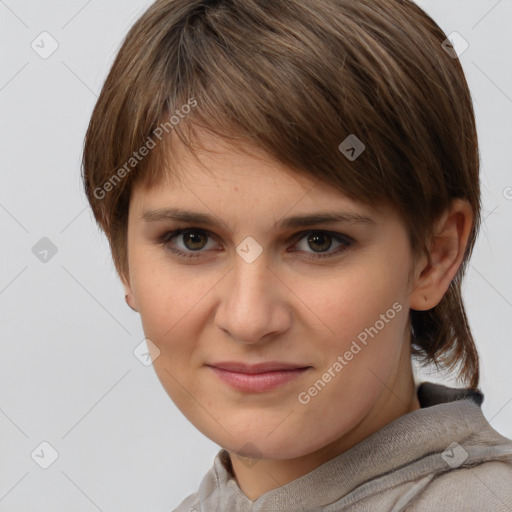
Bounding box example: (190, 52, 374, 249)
(122, 0, 446, 224)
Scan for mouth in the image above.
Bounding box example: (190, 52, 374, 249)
(206, 361, 312, 392)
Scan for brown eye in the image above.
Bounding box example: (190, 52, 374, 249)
(292, 230, 352, 260)
(182, 230, 209, 250)
(306, 232, 333, 252)
(160, 228, 218, 258)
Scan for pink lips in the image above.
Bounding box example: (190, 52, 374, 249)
(207, 361, 311, 392)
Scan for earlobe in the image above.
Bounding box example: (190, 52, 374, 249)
(121, 274, 139, 313)
(410, 199, 473, 311)
(125, 294, 139, 312)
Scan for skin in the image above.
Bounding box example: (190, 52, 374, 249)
(122, 129, 473, 501)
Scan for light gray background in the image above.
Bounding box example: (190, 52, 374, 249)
(1, 1, 511, 510)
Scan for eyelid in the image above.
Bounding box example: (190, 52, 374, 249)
(289, 229, 353, 244)
(158, 228, 221, 254)
(287, 230, 353, 257)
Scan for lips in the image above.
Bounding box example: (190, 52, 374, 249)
(206, 361, 311, 392)
(207, 361, 310, 374)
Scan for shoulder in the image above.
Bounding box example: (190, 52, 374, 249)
(409, 460, 512, 511)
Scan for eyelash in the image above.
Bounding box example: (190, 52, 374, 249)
(157, 228, 353, 261)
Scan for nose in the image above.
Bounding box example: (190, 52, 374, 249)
(214, 254, 293, 344)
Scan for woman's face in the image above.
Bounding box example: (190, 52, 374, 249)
(124, 130, 419, 462)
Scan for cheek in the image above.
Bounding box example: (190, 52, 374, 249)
(287, 260, 411, 401)
(290, 261, 408, 339)
(131, 261, 213, 411)
(128, 254, 183, 346)
(135, 272, 207, 346)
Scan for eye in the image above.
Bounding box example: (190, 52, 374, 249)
(291, 231, 352, 259)
(160, 228, 219, 258)
(158, 228, 352, 260)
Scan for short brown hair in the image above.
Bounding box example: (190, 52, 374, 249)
(82, 0, 481, 387)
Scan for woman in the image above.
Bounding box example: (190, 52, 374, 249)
(82, 0, 512, 509)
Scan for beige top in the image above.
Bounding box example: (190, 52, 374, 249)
(173, 382, 512, 511)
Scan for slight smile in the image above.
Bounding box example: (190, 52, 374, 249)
(206, 362, 312, 393)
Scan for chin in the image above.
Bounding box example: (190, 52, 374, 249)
(218, 428, 317, 462)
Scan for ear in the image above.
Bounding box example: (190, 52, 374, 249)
(409, 199, 473, 311)
(120, 272, 139, 312)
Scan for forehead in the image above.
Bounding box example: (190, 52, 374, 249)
(130, 128, 374, 216)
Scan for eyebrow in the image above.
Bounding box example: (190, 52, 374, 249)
(140, 207, 376, 230)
